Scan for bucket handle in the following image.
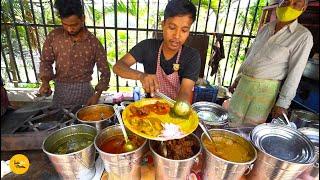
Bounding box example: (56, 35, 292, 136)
(243, 163, 254, 176)
(73, 153, 91, 169)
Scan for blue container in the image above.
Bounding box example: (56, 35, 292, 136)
(192, 85, 218, 103)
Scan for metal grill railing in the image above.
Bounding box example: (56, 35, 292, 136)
(1, 0, 268, 90)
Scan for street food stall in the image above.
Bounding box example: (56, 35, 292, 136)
(1, 94, 319, 179)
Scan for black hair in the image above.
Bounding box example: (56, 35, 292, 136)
(54, 0, 84, 18)
(164, 0, 197, 22)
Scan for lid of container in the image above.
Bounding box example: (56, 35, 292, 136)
(250, 123, 315, 164)
(298, 127, 319, 148)
(191, 102, 228, 126)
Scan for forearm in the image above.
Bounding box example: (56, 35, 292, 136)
(176, 90, 192, 103)
(113, 61, 144, 81)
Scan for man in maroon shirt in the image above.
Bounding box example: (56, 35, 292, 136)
(39, 0, 110, 108)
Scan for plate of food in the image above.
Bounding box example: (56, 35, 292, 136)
(121, 98, 199, 141)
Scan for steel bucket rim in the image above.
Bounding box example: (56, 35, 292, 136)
(76, 104, 115, 124)
(94, 124, 147, 156)
(149, 133, 202, 162)
(42, 124, 97, 157)
(201, 129, 257, 165)
(250, 123, 317, 165)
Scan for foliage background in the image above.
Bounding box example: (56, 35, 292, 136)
(1, 0, 268, 91)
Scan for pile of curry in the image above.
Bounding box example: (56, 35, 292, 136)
(202, 134, 255, 163)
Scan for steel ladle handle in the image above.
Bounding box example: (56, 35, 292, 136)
(199, 120, 214, 142)
(154, 91, 175, 106)
(113, 104, 129, 143)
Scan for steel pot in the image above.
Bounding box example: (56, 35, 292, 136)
(201, 129, 257, 180)
(192, 101, 229, 129)
(149, 133, 202, 180)
(290, 109, 319, 129)
(298, 127, 319, 179)
(303, 59, 319, 81)
(94, 125, 148, 180)
(42, 124, 97, 180)
(247, 123, 317, 180)
(76, 104, 115, 133)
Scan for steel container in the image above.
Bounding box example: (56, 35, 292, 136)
(290, 109, 319, 129)
(303, 59, 319, 81)
(247, 123, 317, 180)
(149, 133, 202, 180)
(94, 125, 148, 180)
(201, 129, 257, 180)
(298, 127, 319, 179)
(192, 101, 229, 129)
(42, 124, 97, 180)
(76, 104, 115, 133)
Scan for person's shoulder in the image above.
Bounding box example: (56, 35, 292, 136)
(296, 23, 313, 39)
(182, 45, 200, 58)
(48, 27, 64, 37)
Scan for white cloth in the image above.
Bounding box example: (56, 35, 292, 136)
(1, 160, 11, 178)
(237, 20, 313, 109)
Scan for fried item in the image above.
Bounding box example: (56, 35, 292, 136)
(156, 136, 199, 160)
(129, 101, 170, 117)
(203, 135, 254, 163)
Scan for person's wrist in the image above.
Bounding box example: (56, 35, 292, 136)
(138, 72, 145, 81)
(95, 90, 102, 97)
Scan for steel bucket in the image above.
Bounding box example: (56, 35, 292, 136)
(192, 101, 229, 129)
(42, 124, 97, 180)
(201, 129, 257, 180)
(76, 104, 115, 133)
(247, 123, 317, 180)
(94, 125, 148, 180)
(290, 109, 319, 129)
(298, 127, 319, 179)
(149, 133, 202, 180)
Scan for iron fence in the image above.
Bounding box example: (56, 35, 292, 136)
(1, 0, 268, 91)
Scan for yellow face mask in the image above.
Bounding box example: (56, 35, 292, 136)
(276, 6, 303, 22)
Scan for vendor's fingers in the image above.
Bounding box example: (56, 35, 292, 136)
(153, 78, 160, 92)
(142, 81, 150, 93)
(149, 81, 156, 97)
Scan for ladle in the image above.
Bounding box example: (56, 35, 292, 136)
(198, 120, 214, 142)
(113, 104, 136, 152)
(154, 91, 191, 117)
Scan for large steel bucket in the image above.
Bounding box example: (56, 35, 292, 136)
(76, 104, 115, 133)
(247, 123, 317, 180)
(201, 129, 257, 180)
(149, 133, 202, 180)
(94, 125, 148, 180)
(42, 124, 97, 180)
(290, 109, 319, 129)
(298, 127, 319, 179)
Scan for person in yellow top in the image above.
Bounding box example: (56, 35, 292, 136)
(228, 0, 313, 126)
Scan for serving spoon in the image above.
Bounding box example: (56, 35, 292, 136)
(154, 91, 191, 117)
(113, 104, 136, 152)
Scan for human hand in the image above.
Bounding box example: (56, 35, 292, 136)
(139, 73, 159, 97)
(86, 93, 101, 106)
(39, 82, 52, 97)
(271, 105, 287, 119)
(228, 80, 239, 93)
